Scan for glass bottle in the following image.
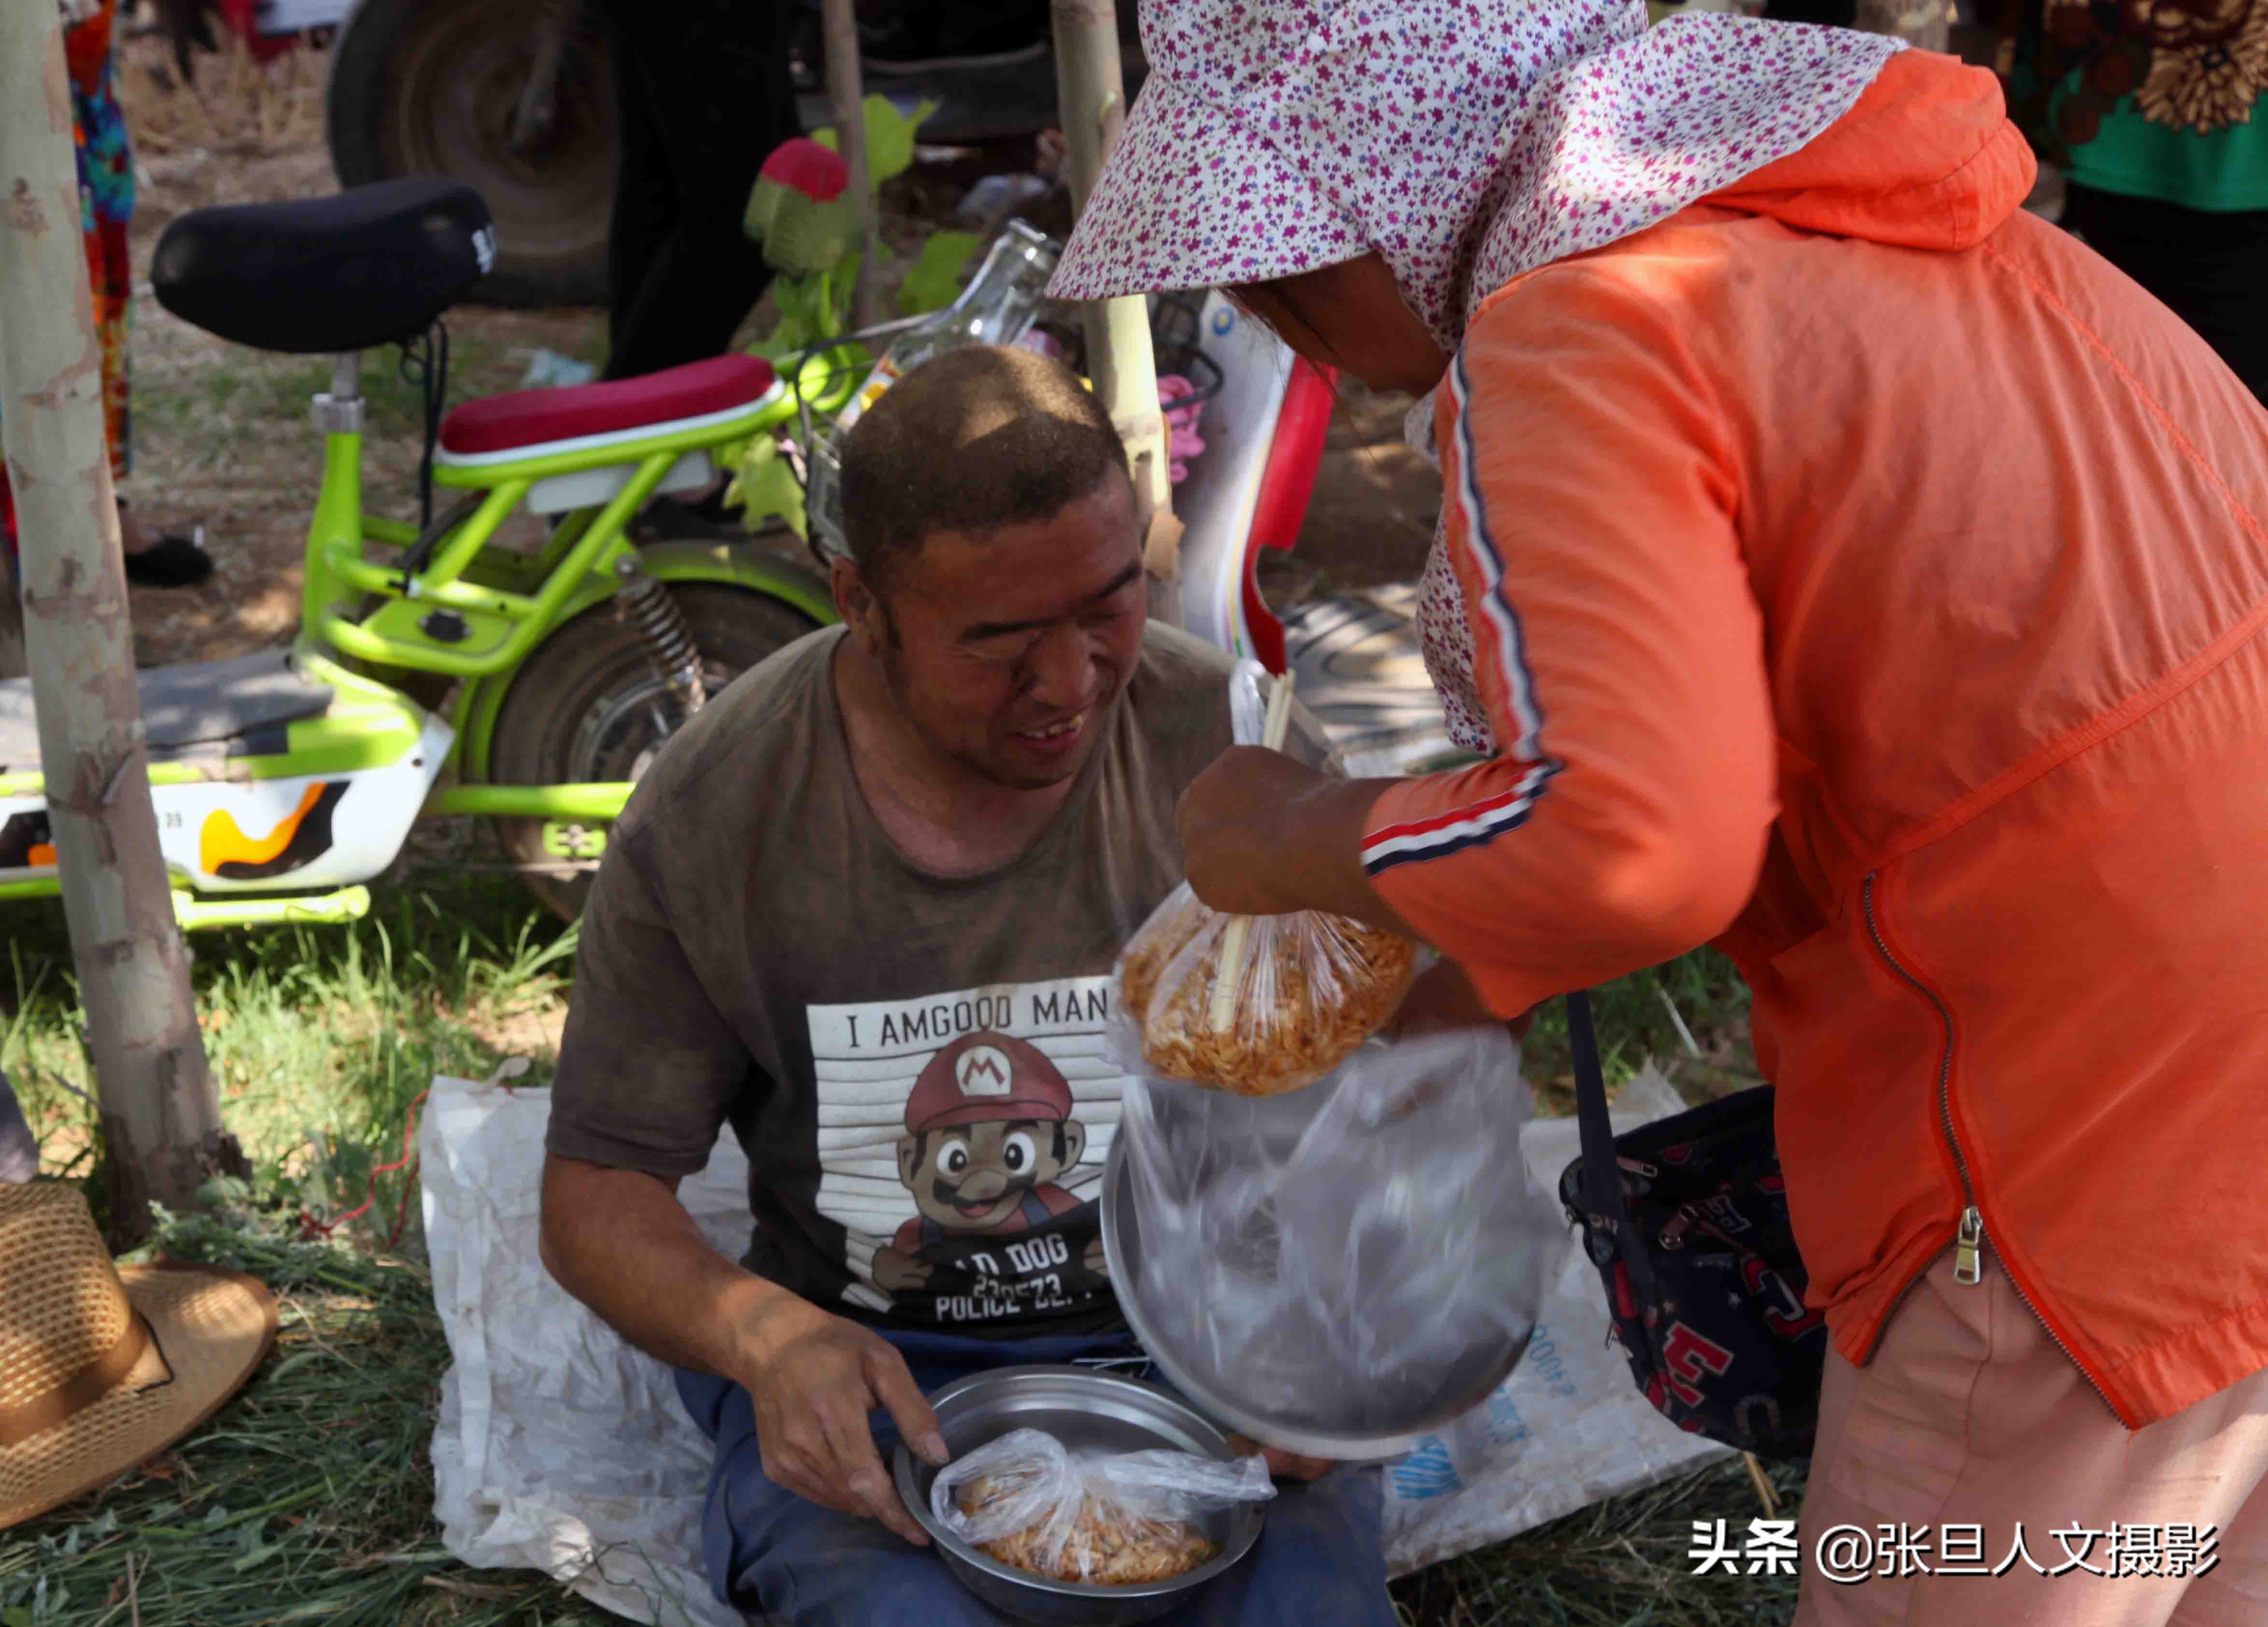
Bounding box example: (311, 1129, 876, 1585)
(805, 219, 1062, 560)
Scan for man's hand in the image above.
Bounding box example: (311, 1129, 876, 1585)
(1176, 750, 1413, 934)
(539, 1159, 950, 1543)
(739, 1295, 950, 1545)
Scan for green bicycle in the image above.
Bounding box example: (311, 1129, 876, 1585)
(0, 178, 861, 928)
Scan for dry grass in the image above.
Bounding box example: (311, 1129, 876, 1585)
(0, 1214, 615, 1627)
(115, 32, 326, 159)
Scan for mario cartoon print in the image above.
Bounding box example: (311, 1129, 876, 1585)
(869, 1031, 1110, 1311)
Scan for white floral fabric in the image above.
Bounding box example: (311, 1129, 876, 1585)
(1052, 0, 1903, 751)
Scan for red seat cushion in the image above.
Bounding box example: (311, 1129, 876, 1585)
(438, 354, 778, 456)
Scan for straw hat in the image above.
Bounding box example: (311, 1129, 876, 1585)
(0, 1180, 277, 1529)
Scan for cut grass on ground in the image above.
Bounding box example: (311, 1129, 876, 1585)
(2, 1206, 1806, 1627)
(2, 874, 1785, 1626)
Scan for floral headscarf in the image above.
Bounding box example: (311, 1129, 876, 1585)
(1053, 0, 1903, 750)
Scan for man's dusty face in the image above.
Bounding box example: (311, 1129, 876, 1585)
(868, 477, 1147, 791)
(896, 1117, 1087, 1233)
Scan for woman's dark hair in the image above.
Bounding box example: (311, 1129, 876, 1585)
(839, 345, 1131, 587)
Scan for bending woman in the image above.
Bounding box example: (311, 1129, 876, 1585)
(1053, 3, 2268, 1623)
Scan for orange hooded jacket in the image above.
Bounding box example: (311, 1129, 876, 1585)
(1364, 50, 2268, 1427)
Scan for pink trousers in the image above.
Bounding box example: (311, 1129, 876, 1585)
(1794, 1252, 2268, 1626)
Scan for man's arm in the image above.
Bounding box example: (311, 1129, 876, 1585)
(538, 1156, 772, 1378)
(544, 836, 946, 1543)
(539, 1155, 948, 1545)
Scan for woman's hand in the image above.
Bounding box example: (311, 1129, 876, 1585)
(1176, 749, 1414, 933)
(1226, 1433, 1335, 1482)
(1176, 747, 1333, 914)
(1391, 959, 1538, 1041)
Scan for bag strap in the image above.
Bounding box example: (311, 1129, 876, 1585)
(1569, 990, 1659, 1309)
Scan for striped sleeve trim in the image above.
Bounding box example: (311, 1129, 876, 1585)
(1361, 762, 1559, 877)
(1365, 352, 1563, 879)
(1445, 349, 1546, 764)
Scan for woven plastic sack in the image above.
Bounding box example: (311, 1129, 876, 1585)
(1112, 663, 1419, 1098)
(1117, 1024, 1557, 1438)
(931, 1428, 1273, 1585)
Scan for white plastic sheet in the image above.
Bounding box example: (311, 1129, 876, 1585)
(1381, 1065, 1732, 1568)
(423, 1073, 746, 1627)
(422, 1067, 1725, 1624)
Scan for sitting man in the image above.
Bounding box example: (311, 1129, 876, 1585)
(539, 345, 1396, 1625)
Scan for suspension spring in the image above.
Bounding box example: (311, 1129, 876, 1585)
(613, 559, 707, 715)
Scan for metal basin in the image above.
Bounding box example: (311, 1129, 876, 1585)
(1101, 1137, 1532, 1462)
(893, 1365, 1268, 1626)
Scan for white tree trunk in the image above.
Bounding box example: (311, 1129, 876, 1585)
(0, 2, 240, 1239)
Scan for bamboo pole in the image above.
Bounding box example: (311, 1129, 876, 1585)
(822, 0, 886, 332)
(0, 3, 241, 1241)
(1206, 671, 1296, 1030)
(1051, 0, 1180, 625)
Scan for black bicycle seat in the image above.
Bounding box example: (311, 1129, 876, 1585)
(152, 179, 493, 356)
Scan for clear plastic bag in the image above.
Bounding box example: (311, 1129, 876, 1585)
(930, 1428, 1273, 1585)
(1111, 663, 1419, 1098)
(1117, 1025, 1559, 1437)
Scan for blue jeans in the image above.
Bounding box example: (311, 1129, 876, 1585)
(676, 1327, 1395, 1627)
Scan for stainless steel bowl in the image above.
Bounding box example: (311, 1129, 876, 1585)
(893, 1365, 1268, 1626)
(1101, 1138, 1531, 1462)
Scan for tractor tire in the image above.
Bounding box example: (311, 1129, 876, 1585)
(326, 0, 618, 309)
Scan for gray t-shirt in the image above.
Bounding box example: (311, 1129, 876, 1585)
(548, 622, 1328, 1339)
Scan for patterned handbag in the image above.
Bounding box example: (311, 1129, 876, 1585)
(1555, 991, 1829, 1461)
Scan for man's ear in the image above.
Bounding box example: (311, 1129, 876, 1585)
(897, 1131, 924, 1188)
(832, 555, 885, 658)
(1059, 1119, 1087, 1171)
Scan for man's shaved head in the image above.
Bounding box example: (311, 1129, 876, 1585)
(838, 345, 1131, 587)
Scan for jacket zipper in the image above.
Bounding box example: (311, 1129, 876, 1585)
(1858, 872, 2118, 1412)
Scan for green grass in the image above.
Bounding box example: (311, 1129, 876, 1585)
(2, 873, 1782, 1627)
(136, 327, 568, 457)
(5, 867, 573, 1244)
(1523, 946, 1760, 1110)
(128, 319, 607, 546)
